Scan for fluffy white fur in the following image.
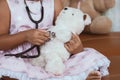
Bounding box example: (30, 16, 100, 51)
(31, 7, 91, 75)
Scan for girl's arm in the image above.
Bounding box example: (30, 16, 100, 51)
(0, 0, 49, 50)
(0, 0, 26, 50)
(54, 0, 63, 23)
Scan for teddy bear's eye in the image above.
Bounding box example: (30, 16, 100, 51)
(64, 8, 68, 10)
(72, 14, 74, 16)
(84, 15, 87, 20)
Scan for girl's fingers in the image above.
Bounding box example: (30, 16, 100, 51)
(38, 30, 50, 37)
(64, 34, 81, 54)
(87, 71, 101, 80)
(64, 43, 73, 53)
(89, 71, 101, 76)
(38, 36, 49, 41)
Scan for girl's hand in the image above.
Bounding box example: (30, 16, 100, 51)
(25, 29, 50, 46)
(64, 34, 83, 55)
(86, 71, 101, 80)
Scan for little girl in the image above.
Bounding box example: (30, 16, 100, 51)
(0, 0, 110, 80)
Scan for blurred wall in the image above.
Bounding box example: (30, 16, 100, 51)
(105, 0, 120, 32)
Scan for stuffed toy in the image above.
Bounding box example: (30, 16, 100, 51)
(63, 0, 115, 34)
(31, 7, 91, 75)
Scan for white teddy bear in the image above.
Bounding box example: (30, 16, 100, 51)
(31, 7, 91, 75)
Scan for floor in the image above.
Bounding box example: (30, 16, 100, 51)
(109, 56, 120, 80)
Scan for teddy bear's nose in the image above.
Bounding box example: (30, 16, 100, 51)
(64, 8, 68, 10)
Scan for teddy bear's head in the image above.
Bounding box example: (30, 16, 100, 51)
(55, 7, 91, 35)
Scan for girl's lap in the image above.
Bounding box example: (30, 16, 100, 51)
(0, 48, 110, 80)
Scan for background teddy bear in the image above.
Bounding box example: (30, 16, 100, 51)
(31, 7, 91, 75)
(63, 0, 115, 34)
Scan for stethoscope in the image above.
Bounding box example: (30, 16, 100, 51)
(5, 0, 44, 58)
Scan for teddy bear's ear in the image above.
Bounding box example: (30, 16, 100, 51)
(84, 13, 91, 26)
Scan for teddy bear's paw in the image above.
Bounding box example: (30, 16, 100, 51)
(90, 16, 112, 34)
(31, 56, 46, 68)
(45, 59, 65, 75)
(93, 0, 115, 12)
